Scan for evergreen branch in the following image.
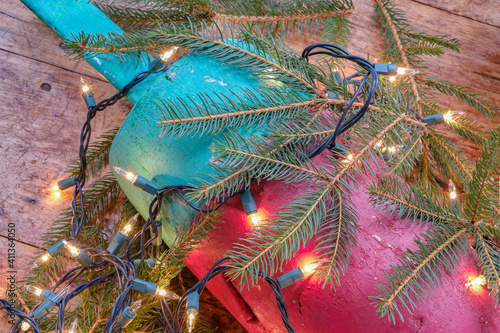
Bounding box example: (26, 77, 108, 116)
(422, 98, 485, 147)
(223, 147, 329, 181)
(420, 100, 445, 116)
(314, 189, 358, 288)
(464, 129, 500, 222)
(25, 175, 122, 291)
(226, 186, 336, 286)
(445, 116, 486, 146)
(193, 167, 250, 201)
(385, 134, 423, 178)
(368, 178, 458, 224)
(320, 14, 351, 47)
(207, 0, 353, 32)
(402, 32, 460, 52)
(154, 87, 313, 137)
(404, 45, 443, 57)
(67, 22, 322, 94)
(425, 130, 473, 183)
(473, 235, 500, 304)
(95, 1, 206, 30)
(156, 211, 223, 283)
(66, 127, 118, 178)
(225, 113, 412, 284)
(420, 78, 499, 118)
(374, 0, 421, 112)
(214, 10, 352, 23)
(373, 226, 468, 323)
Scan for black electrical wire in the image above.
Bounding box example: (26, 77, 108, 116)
(171, 257, 295, 333)
(71, 70, 151, 238)
(301, 43, 379, 158)
(1, 299, 41, 333)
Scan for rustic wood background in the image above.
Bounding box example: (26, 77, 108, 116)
(0, 0, 498, 331)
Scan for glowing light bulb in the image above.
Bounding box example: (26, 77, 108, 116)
(388, 146, 397, 154)
(63, 240, 80, 258)
(128, 300, 142, 316)
(301, 263, 317, 275)
(449, 180, 457, 200)
(156, 288, 180, 299)
(21, 321, 31, 331)
(32, 253, 52, 269)
(443, 111, 465, 123)
(186, 309, 197, 333)
(121, 213, 139, 236)
(342, 153, 354, 164)
(45, 183, 62, 199)
(80, 78, 91, 93)
(376, 141, 383, 147)
(113, 166, 138, 183)
(248, 213, 261, 227)
(160, 46, 179, 62)
(68, 319, 79, 333)
(25, 285, 43, 297)
(396, 67, 418, 76)
(389, 76, 396, 82)
(465, 275, 486, 288)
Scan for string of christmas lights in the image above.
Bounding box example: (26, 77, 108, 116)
(0, 39, 483, 333)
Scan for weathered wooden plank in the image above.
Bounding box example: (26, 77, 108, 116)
(0, 0, 104, 80)
(0, 49, 131, 245)
(411, 0, 500, 27)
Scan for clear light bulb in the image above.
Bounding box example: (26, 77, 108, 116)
(342, 153, 354, 164)
(45, 183, 62, 199)
(127, 300, 142, 316)
(248, 213, 261, 227)
(32, 253, 52, 269)
(465, 275, 486, 288)
(388, 146, 397, 154)
(80, 78, 91, 93)
(113, 166, 138, 183)
(160, 46, 179, 62)
(396, 67, 418, 75)
(52, 285, 70, 304)
(25, 285, 43, 297)
(68, 319, 79, 333)
(389, 76, 396, 82)
(443, 111, 465, 123)
(156, 288, 180, 300)
(186, 309, 197, 333)
(121, 213, 139, 236)
(301, 263, 317, 275)
(449, 180, 457, 200)
(21, 321, 31, 331)
(63, 240, 80, 258)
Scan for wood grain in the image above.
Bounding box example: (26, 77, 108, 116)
(0, 0, 104, 80)
(412, 0, 500, 27)
(0, 0, 498, 331)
